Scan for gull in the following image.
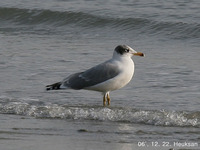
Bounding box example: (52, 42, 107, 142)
(46, 45, 144, 106)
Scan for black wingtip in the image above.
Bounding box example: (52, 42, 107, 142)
(46, 86, 51, 91)
(46, 82, 62, 91)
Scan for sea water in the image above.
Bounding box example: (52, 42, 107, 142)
(0, 0, 199, 150)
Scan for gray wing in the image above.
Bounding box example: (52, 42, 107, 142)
(62, 60, 121, 89)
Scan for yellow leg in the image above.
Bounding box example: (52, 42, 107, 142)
(103, 94, 106, 106)
(107, 93, 111, 106)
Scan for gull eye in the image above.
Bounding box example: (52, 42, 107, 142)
(124, 49, 129, 53)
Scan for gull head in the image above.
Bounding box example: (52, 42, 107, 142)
(114, 45, 144, 58)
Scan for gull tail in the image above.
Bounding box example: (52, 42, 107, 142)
(46, 82, 62, 91)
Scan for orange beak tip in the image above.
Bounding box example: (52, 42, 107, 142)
(134, 52, 145, 57)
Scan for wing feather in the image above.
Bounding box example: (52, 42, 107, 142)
(62, 60, 120, 89)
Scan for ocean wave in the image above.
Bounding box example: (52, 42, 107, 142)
(0, 97, 199, 128)
(0, 7, 200, 39)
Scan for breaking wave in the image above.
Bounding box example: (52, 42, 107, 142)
(0, 96, 199, 128)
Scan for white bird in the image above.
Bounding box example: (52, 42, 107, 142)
(46, 45, 144, 106)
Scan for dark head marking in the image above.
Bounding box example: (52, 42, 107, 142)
(115, 45, 130, 55)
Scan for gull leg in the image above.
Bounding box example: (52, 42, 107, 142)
(106, 93, 111, 106)
(103, 94, 107, 106)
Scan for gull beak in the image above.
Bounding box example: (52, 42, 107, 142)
(133, 52, 145, 57)
(126, 45, 144, 57)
